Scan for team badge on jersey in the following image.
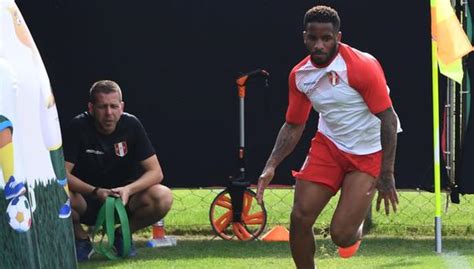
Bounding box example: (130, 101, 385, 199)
(328, 71, 339, 86)
(114, 141, 128, 157)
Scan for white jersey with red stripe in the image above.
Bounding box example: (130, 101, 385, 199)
(286, 43, 401, 155)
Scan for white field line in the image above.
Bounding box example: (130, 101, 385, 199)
(442, 251, 472, 269)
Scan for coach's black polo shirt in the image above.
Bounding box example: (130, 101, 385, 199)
(63, 112, 155, 189)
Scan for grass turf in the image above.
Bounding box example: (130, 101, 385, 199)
(78, 189, 474, 268)
(79, 236, 474, 269)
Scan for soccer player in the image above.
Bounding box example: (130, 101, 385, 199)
(256, 5, 400, 268)
(0, 117, 25, 201)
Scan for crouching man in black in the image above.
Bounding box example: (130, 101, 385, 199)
(64, 80, 173, 261)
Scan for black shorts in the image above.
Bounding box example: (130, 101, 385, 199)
(80, 195, 131, 226)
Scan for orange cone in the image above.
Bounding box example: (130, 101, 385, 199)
(261, 225, 290, 242)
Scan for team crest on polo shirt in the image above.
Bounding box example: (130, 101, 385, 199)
(328, 71, 339, 86)
(114, 141, 128, 157)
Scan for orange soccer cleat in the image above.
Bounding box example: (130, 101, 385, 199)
(338, 240, 361, 258)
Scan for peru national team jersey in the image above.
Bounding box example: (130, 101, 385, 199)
(286, 43, 399, 155)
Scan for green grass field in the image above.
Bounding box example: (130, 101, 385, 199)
(79, 236, 474, 269)
(78, 189, 474, 268)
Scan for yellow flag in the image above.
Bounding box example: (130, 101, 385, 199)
(431, 0, 473, 83)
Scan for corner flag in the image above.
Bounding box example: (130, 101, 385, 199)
(431, 0, 473, 83)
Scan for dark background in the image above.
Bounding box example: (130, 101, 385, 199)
(16, 0, 461, 190)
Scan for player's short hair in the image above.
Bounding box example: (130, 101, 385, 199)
(89, 80, 122, 104)
(303, 5, 340, 32)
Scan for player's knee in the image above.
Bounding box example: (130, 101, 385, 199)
(330, 223, 356, 247)
(290, 207, 314, 228)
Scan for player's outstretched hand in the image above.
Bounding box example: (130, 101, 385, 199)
(375, 172, 399, 215)
(256, 167, 275, 205)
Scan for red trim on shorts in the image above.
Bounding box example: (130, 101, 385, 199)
(292, 132, 382, 193)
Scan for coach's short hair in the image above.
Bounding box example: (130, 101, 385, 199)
(89, 80, 122, 104)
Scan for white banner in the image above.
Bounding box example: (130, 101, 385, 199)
(0, 0, 62, 187)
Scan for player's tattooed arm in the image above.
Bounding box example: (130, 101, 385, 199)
(376, 107, 398, 180)
(257, 122, 305, 204)
(375, 107, 399, 215)
(264, 122, 305, 170)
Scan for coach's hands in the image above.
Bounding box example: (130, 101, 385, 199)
(256, 167, 275, 205)
(111, 186, 131, 206)
(94, 188, 118, 202)
(375, 171, 399, 215)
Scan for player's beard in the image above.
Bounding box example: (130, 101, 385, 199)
(311, 42, 338, 66)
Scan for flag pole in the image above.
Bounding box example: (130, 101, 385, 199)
(430, 0, 443, 251)
(432, 40, 442, 254)
(431, 0, 474, 252)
